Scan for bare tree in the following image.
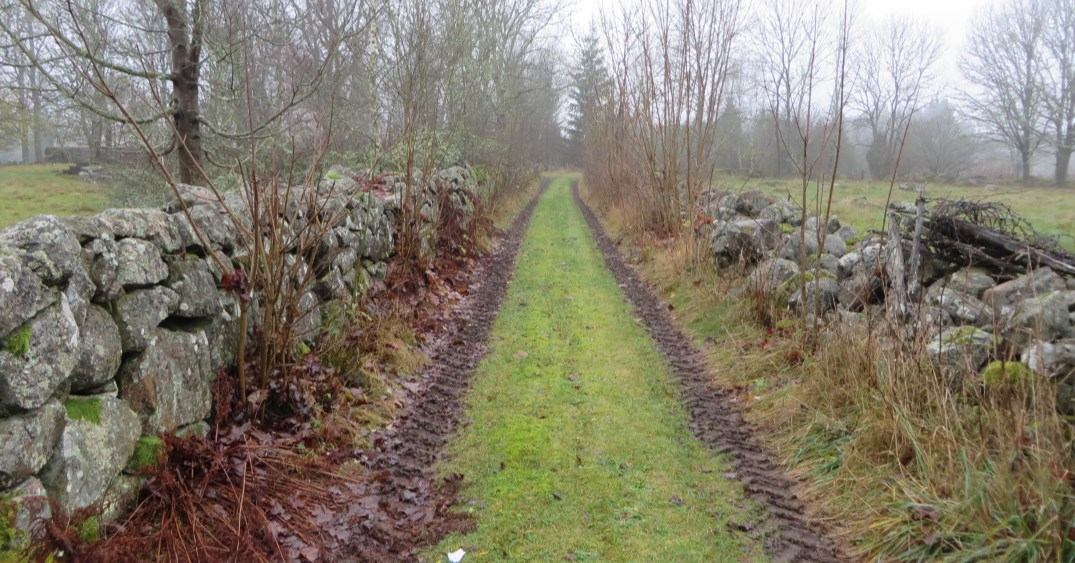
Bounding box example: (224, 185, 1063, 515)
(960, 0, 1047, 184)
(1042, 0, 1075, 186)
(593, 0, 743, 236)
(854, 16, 942, 179)
(903, 101, 979, 179)
(0, 0, 355, 184)
(755, 0, 829, 177)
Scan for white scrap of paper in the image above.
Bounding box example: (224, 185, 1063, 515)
(447, 548, 466, 563)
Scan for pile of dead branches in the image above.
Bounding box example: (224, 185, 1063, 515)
(890, 198, 1075, 278)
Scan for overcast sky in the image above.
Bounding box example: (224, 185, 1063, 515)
(562, 0, 1001, 96)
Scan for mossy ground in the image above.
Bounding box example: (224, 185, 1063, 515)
(432, 176, 759, 561)
(64, 397, 103, 425)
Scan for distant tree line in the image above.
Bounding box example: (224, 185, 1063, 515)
(567, 0, 1075, 191)
(0, 0, 564, 195)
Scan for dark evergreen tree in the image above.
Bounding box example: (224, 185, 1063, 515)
(565, 25, 609, 167)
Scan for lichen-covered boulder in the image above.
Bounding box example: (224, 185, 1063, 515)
(746, 258, 800, 295)
(838, 271, 885, 311)
(0, 400, 64, 490)
(710, 219, 777, 267)
(349, 194, 394, 261)
(982, 267, 1067, 314)
(733, 190, 778, 217)
(758, 199, 801, 225)
(118, 328, 212, 434)
(112, 287, 179, 352)
(1021, 339, 1075, 380)
(0, 216, 82, 284)
(925, 285, 992, 327)
(777, 232, 821, 263)
(926, 326, 994, 379)
(70, 305, 123, 393)
(816, 253, 840, 276)
(835, 225, 858, 245)
(63, 269, 94, 330)
(201, 297, 240, 370)
(789, 277, 840, 313)
(293, 292, 322, 343)
(821, 233, 847, 258)
(0, 297, 80, 414)
(96, 208, 183, 252)
(804, 215, 842, 235)
(939, 267, 997, 299)
(166, 258, 220, 318)
(1004, 291, 1074, 348)
(171, 203, 240, 252)
(114, 238, 168, 288)
(85, 237, 123, 300)
(0, 249, 55, 338)
(161, 183, 218, 212)
(39, 395, 140, 512)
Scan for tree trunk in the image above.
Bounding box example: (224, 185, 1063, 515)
(31, 70, 43, 163)
(1055, 147, 1072, 187)
(1021, 149, 1032, 184)
(158, 0, 203, 185)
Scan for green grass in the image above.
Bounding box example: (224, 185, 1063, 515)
(726, 176, 1075, 248)
(0, 164, 110, 228)
(432, 176, 759, 561)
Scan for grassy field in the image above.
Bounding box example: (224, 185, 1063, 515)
(432, 175, 760, 561)
(0, 164, 110, 228)
(722, 176, 1075, 247)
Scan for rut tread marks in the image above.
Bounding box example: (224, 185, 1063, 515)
(572, 184, 844, 562)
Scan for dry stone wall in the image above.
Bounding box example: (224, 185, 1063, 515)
(0, 165, 479, 545)
(702, 188, 1075, 407)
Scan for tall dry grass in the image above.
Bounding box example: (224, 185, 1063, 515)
(777, 314, 1075, 560)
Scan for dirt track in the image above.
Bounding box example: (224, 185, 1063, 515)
(340, 180, 548, 561)
(572, 183, 843, 562)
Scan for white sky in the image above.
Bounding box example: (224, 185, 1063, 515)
(561, 0, 1002, 97)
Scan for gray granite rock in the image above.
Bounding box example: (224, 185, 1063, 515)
(39, 395, 141, 512)
(0, 400, 64, 490)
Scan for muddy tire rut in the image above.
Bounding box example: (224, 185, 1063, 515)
(572, 183, 843, 562)
(341, 181, 548, 561)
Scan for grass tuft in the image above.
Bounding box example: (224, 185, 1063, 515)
(4, 326, 30, 358)
(126, 436, 165, 474)
(75, 517, 99, 544)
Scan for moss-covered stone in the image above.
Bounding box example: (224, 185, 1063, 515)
(981, 361, 1036, 387)
(125, 436, 165, 474)
(4, 326, 30, 358)
(945, 325, 988, 346)
(64, 396, 103, 425)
